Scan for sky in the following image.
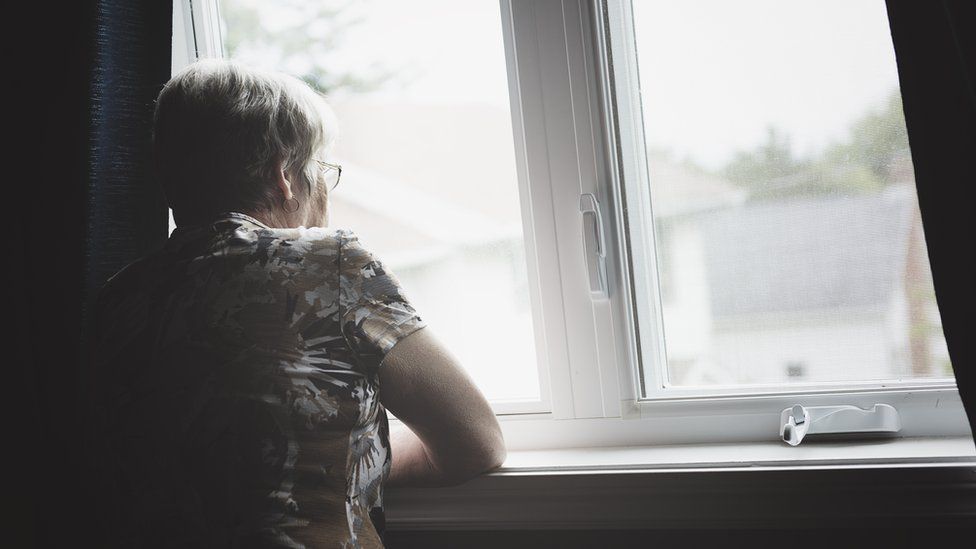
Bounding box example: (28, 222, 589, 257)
(633, 0, 902, 169)
(223, 0, 902, 170)
(225, 0, 512, 108)
(324, 0, 901, 170)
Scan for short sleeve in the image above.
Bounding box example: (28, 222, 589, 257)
(338, 229, 427, 368)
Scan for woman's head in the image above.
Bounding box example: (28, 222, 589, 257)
(153, 58, 339, 228)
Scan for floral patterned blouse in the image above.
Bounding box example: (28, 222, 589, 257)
(92, 211, 426, 548)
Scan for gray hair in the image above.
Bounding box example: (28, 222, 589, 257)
(152, 58, 338, 226)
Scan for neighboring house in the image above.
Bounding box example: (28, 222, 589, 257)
(703, 184, 922, 385)
(654, 170, 945, 386)
(646, 158, 748, 385)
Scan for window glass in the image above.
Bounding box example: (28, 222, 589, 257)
(217, 0, 539, 401)
(632, 0, 951, 388)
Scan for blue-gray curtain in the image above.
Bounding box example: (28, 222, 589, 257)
(20, 1, 172, 545)
(886, 0, 976, 435)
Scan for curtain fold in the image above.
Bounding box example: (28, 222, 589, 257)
(886, 0, 976, 434)
(87, 0, 173, 310)
(25, 1, 172, 545)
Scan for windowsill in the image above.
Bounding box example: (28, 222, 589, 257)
(491, 435, 976, 473)
(385, 436, 976, 530)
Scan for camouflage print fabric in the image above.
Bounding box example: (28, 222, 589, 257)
(91, 211, 426, 548)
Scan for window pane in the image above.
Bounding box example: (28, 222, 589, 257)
(217, 0, 539, 401)
(632, 0, 951, 388)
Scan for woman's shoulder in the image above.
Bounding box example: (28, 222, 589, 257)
(270, 225, 362, 257)
(201, 213, 354, 249)
(253, 225, 387, 275)
(254, 224, 356, 242)
(206, 219, 348, 259)
(282, 226, 376, 257)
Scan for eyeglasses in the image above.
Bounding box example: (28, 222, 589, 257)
(313, 159, 342, 192)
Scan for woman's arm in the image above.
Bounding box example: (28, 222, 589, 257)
(378, 326, 507, 488)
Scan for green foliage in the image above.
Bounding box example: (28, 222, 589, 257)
(219, 0, 398, 95)
(838, 91, 912, 179)
(723, 127, 811, 200)
(722, 90, 912, 201)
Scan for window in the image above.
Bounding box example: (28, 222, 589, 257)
(630, 0, 951, 392)
(175, 0, 972, 452)
(595, 0, 970, 446)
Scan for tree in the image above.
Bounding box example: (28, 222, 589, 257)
(219, 0, 400, 95)
(718, 90, 943, 376)
(723, 127, 810, 200)
(832, 90, 911, 181)
(722, 90, 911, 201)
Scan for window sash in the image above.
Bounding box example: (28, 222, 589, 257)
(603, 0, 960, 400)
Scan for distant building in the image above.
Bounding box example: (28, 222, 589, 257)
(652, 160, 947, 386)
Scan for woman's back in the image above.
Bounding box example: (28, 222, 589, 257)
(92, 211, 425, 548)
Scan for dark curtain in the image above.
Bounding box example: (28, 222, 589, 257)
(19, 1, 172, 545)
(886, 1, 976, 434)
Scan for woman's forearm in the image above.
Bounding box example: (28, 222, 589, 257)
(386, 421, 507, 488)
(385, 423, 456, 488)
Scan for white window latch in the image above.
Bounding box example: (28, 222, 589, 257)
(780, 404, 901, 446)
(579, 193, 608, 300)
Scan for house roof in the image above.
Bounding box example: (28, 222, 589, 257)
(325, 98, 527, 268)
(328, 160, 521, 268)
(700, 184, 918, 318)
(647, 158, 747, 217)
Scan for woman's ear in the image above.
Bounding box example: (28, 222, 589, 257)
(273, 156, 293, 200)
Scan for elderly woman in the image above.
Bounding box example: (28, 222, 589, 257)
(91, 59, 506, 548)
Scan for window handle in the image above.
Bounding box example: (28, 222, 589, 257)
(780, 404, 901, 446)
(580, 193, 608, 299)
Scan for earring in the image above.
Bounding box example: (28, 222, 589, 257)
(283, 196, 300, 213)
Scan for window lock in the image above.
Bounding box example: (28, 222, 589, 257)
(780, 404, 901, 446)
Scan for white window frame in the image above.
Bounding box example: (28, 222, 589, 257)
(174, 0, 972, 452)
(593, 0, 968, 442)
(494, 0, 971, 449)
